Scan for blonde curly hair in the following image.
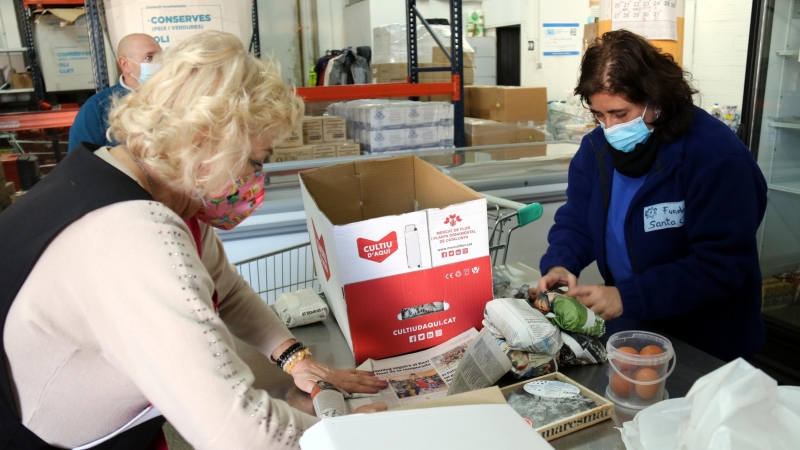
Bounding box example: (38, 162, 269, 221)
(108, 30, 303, 198)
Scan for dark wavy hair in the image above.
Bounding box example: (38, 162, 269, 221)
(575, 30, 698, 141)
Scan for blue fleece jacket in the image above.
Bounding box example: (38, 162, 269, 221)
(541, 107, 768, 361)
(68, 82, 129, 152)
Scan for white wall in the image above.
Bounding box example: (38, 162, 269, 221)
(483, 0, 589, 101)
(683, 0, 752, 109)
(257, 0, 303, 86)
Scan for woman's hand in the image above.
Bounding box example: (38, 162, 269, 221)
(569, 285, 624, 320)
(530, 266, 578, 298)
(352, 403, 389, 414)
(289, 356, 389, 395)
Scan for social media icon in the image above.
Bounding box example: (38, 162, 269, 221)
(441, 252, 447, 258)
(409, 335, 416, 343)
(427, 331, 434, 339)
(449, 251, 455, 256)
(463, 248, 469, 254)
(435, 329, 443, 337)
(456, 249, 462, 255)
(418, 333, 426, 341)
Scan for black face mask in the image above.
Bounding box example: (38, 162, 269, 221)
(608, 132, 661, 178)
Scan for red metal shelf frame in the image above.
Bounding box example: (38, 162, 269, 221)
(0, 110, 79, 132)
(295, 76, 461, 103)
(23, 0, 83, 7)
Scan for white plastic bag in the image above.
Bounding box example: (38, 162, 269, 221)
(620, 358, 800, 450)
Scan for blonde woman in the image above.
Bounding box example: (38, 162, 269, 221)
(0, 31, 386, 449)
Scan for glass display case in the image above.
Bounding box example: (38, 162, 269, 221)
(218, 141, 579, 242)
(741, 0, 800, 384)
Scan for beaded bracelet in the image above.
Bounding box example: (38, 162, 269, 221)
(276, 342, 304, 367)
(283, 348, 312, 374)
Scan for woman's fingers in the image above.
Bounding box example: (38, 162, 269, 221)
(352, 402, 388, 414)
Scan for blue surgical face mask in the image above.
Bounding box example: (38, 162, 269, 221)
(126, 57, 162, 84)
(598, 105, 653, 153)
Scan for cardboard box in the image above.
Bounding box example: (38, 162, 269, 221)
(471, 86, 497, 120)
(336, 141, 361, 157)
(10, 72, 33, 89)
(515, 126, 546, 144)
(300, 156, 492, 363)
(762, 278, 794, 311)
(500, 372, 614, 441)
(268, 145, 313, 163)
(312, 144, 337, 159)
(33, 10, 117, 92)
(432, 46, 476, 68)
(491, 87, 548, 122)
(302, 117, 324, 145)
(464, 118, 516, 146)
(103, 0, 252, 51)
(322, 116, 346, 143)
(276, 120, 303, 148)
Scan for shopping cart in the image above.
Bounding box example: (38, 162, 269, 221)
(5, 128, 69, 174)
(234, 196, 543, 305)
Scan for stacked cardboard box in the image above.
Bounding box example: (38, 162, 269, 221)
(463, 86, 549, 146)
(328, 100, 454, 153)
(269, 117, 352, 162)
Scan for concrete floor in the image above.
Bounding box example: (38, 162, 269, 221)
(163, 200, 604, 448)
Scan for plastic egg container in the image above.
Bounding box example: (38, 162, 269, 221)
(605, 331, 676, 411)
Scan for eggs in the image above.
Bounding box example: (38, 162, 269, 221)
(609, 344, 667, 402)
(609, 371, 634, 397)
(634, 368, 662, 399)
(615, 346, 639, 371)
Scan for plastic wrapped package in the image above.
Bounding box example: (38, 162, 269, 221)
(483, 298, 563, 357)
(506, 381, 597, 429)
(620, 359, 800, 450)
(534, 290, 606, 338)
(373, 24, 475, 65)
(325, 99, 454, 153)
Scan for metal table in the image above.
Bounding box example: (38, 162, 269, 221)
(237, 310, 725, 450)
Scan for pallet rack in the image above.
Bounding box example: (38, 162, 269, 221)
(15, 0, 109, 110)
(290, 0, 467, 147)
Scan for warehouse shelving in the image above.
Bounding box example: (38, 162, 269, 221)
(291, 0, 467, 147)
(14, 0, 109, 110)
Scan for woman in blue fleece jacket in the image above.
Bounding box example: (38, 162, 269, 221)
(535, 30, 768, 362)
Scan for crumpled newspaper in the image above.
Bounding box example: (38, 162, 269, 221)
(496, 337, 557, 379)
(274, 288, 329, 328)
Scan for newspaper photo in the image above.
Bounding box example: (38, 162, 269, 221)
(348, 327, 513, 411)
(348, 328, 478, 410)
(446, 327, 513, 395)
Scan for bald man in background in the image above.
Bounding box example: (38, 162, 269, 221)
(68, 34, 162, 152)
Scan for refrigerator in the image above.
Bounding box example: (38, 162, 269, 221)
(741, 0, 800, 383)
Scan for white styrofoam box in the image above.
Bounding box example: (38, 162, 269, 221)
(103, 0, 252, 51)
(474, 76, 497, 86)
(406, 124, 440, 149)
(33, 12, 117, 92)
(474, 56, 497, 78)
(365, 128, 406, 153)
(361, 103, 408, 130)
(467, 37, 496, 58)
(406, 103, 441, 126)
